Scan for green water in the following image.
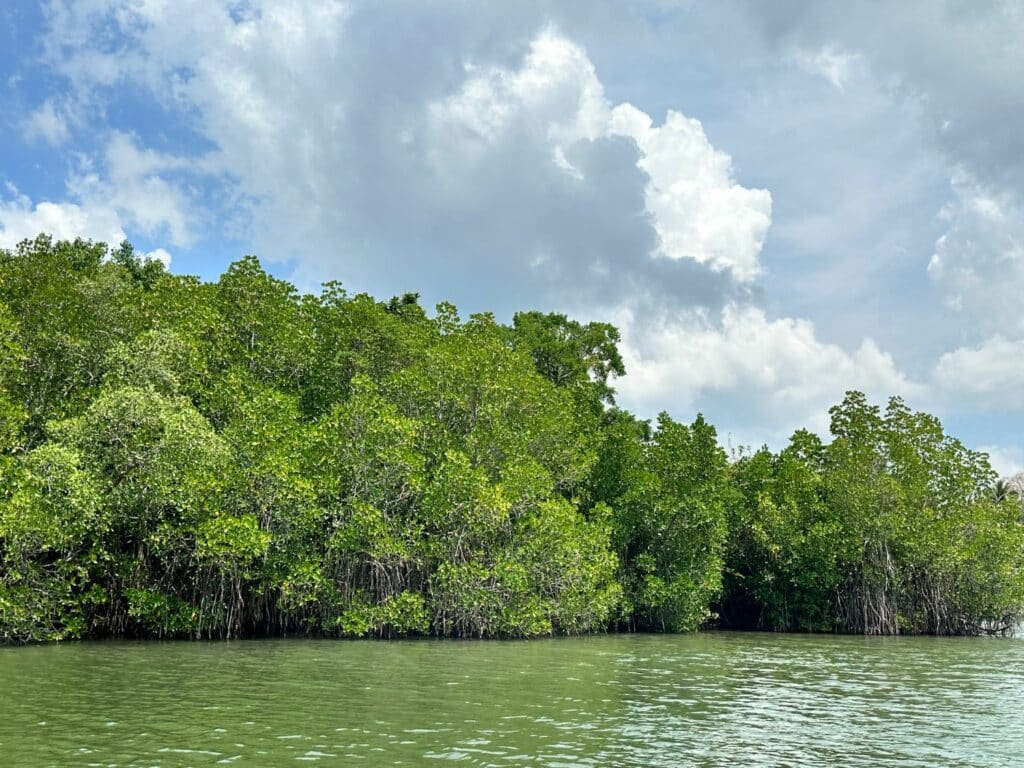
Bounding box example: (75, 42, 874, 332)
(1, 633, 1022, 767)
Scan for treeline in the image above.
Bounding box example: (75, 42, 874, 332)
(0, 236, 1021, 642)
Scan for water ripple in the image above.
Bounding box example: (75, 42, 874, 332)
(1, 633, 1022, 766)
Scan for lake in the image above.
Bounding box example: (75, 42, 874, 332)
(1, 632, 1021, 766)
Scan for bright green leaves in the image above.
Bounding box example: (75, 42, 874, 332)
(596, 412, 730, 632)
(109, 241, 168, 290)
(2, 444, 104, 552)
(513, 499, 622, 634)
(331, 591, 430, 638)
(724, 438, 841, 632)
(197, 513, 270, 565)
(52, 386, 232, 530)
(218, 388, 318, 629)
(316, 376, 427, 509)
(430, 560, 550, 638)
(331, 501, 414, 562)
(721, 391, 1024, 634)
(104, 330, 203, 396)
(820, 392, 1022, 633)
(420, 452, 620, 637)
(387, 316, 597, 491)
(40, 385, 263, 638)
(421, 451, 510, 551)
(213, 256, 312, 389)
(2, 239, 1019, 643)
(124, 589, 197, 636)
(310, 378, 427, 633)
(0, 236, 147, 435)
(510, 310, 625, 413)
(0, 444, 104, 642)
(0, 301, 26, 455)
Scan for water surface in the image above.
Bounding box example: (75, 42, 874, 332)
(1, 632, 1022, 766)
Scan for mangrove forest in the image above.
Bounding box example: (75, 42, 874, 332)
(1, 235, 1022, 643)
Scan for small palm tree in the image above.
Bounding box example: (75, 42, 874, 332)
(994, 478, 1015, 503)
(994, 474, 1024, 522)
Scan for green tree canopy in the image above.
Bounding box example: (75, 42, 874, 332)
(1, 237, 1021, 642)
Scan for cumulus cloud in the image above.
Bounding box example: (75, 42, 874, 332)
(934, 336, 1024, 410)
(737, 0, 1024, 434)
(432, 30, 772, 281)
(609, 106, 771, 281)
(738, 1, 1024, 326)
(35, 4, 768, 308)
(1, 128, 195, 254)
(30, 0, 924, 442)
(0, 185, 173, 268)
(68, 132, 197, 248)
(615, 304, 920, 440)
(0, 186, 125, 250)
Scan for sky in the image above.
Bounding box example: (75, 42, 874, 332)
(1, 1, 1023, 472)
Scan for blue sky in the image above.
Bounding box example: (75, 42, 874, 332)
(2, 1, 1023, 473)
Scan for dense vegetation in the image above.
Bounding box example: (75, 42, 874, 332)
(1, 236, 1022, 643)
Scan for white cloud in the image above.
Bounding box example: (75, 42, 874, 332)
(32, 1, 922, 448)
(614, 303, 920, 439)
(432, 29, 772, 282)
(143, 247, 172, 268)
(36, 5, 769, 308)
(21, 99, 72, 145)
(610, 105, 772, 281)
(0, 188, 125, 250)
(927, 170, 1024, 337)
(66, 132, 196, 248)
(2, 126, 195, 253)
(0, 185, 174, 268)
(793, 45, 861, 90)
(934, 335, 1024, 410)
(740, 2, 1024, 383)
(430, 29, 610, 150)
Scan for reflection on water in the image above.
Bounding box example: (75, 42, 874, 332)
(1, 632, 1022, 766)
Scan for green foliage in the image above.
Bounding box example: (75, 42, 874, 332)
(510, 311, 625, 413)
(0, 301, 27, 454)
(387, 316, 597, 491)
(104, 329, 203, 396)
(0, 444, 105, 642)
(124, 588, 197, 636)
(0, 235, 147, 436)
(601, 413, 731, 631)
(723, 433, 844, 631)
(1, 236, 1021, 642)
(721, 393, 1024, 634)
(331, 591, 430, 637)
